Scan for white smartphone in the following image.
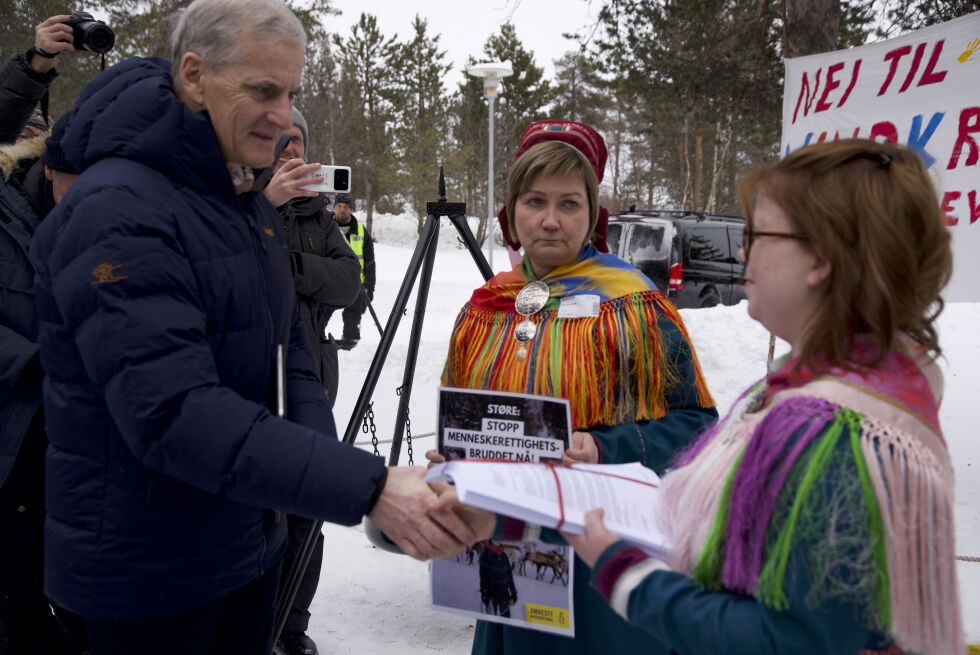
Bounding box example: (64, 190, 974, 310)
(299, 165, 352, 193)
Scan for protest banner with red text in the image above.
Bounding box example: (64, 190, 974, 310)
(782, 11, 980, 301)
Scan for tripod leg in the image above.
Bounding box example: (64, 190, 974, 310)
(448, 213, 494, 282)
(274, 214, 440, 651)
(341, 212, 440, 446)
(362, 286, 384, 336)
(388, 216, 440, 466)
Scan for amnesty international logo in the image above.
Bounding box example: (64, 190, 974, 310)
(90, 262, 128, 285)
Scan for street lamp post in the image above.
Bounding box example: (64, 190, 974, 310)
(466, 61, 513, 271)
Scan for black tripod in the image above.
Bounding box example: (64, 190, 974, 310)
(272, 170, 494, 649)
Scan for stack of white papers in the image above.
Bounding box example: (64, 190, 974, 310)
(426, 460, 672, 559)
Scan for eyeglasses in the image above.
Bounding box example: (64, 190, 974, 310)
(741, 228, 809, 255)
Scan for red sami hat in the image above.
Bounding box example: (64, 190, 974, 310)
(497, 119, 610, 253)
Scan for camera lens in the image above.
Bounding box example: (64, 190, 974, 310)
(84, 24, 115, 53)
(69, 12, 116, 54)
(334, 169, 350, 192)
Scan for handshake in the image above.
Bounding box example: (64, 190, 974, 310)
(366, 466, 495, 561)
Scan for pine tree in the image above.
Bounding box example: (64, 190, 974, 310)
(550, 50, 607, 127)
(332, 13, 398, 230)
(389, 15, 453, 232)
(296, 31, 339, 167)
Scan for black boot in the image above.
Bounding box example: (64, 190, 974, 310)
(276, 631, 319, 655)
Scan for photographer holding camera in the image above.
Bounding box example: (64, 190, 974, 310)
(0, 11, 114, 145)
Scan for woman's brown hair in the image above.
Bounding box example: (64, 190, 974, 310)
(737, 139, 952, 371)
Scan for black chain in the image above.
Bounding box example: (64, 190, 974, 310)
(405, 404, 414, 467)
(362, 401, 379, 456)
(396, 387, 415, 466)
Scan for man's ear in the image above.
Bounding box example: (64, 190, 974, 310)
(44, 165, 54, 181)
(807, 252, 832, 288)
(177, 52, 207, 109)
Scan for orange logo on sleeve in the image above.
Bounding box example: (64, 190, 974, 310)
(264, 227, 275, 237)
(91, 262, 128, 285)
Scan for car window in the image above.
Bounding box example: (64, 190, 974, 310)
(687, 226, 731, 263)
(727, 225, 744, 267)
(628, 223, 669, 262)
(606, 223, 622, 255)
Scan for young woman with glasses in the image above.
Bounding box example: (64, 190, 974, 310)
(558, 139, 963, 655)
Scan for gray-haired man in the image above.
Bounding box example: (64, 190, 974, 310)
(31, 1, 478, 653)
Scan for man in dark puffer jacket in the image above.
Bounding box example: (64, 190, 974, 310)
(30, 1, 476, 652)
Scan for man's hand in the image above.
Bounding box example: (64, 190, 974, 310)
(32, 16, 74, 73)
(562, 430, 599, 465)
(368, 466, 478, 561)
(262, 159, 322, 208)
(424, 448, 446, 470)
(562, 508, 620, 568)
(428, 487, 496, 543)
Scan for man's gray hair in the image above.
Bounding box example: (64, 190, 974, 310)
(169, 0, 306, 85)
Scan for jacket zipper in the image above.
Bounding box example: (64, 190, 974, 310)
(245, 209, 284, 531)
(245, 211, 275, 350)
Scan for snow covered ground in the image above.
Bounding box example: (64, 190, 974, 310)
(302, 213, 979, 653)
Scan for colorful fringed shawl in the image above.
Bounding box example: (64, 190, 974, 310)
(441, 245, 713, 429)
(659, 342, 963, 655)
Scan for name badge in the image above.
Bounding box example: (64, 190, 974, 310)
(557, 294, 600, 318)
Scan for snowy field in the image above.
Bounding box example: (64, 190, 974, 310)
(302, 213, 979, 653)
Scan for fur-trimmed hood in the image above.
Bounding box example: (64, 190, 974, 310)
(0, 133, 48, 181)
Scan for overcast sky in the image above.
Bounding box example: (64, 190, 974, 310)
(327, 0, 604, 88)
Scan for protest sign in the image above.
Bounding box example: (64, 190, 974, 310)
(431, 387, 574, 636)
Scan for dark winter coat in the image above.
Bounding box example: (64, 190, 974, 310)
(0, 53, 57, 144)
(30, 56, 386, 620)
(279, 194, 361, 403)
(0, 136, 46, 491)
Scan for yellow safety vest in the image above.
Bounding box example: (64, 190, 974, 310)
(349, 222, 366, 283)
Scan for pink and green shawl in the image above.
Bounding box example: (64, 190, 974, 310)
(659, 340, 963, 655)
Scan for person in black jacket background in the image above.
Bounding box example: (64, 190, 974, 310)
(262, 106, 360, 655)
(263, 106, 360, 406)
(1, 108, 86, 655)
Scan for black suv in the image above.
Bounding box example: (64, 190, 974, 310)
(606, 209, 746, 309)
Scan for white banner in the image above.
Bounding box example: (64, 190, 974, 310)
(782, 12, 980, 302)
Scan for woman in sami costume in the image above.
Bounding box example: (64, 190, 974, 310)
(563, 139, 964, 654)
(432, 120, 718, 654)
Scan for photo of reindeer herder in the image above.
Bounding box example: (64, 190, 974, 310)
(479, 541, 518, 617)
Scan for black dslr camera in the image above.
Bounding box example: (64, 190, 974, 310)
(67, 11, 115, 54)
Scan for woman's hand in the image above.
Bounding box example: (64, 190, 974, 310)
(562, 508, 619, 568)
(262, 159, 322, 208)
(424, 449, 446, 470)
(563, 430, 599, 465)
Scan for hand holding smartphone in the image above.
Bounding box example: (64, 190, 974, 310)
(299, 165, 351, 193)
